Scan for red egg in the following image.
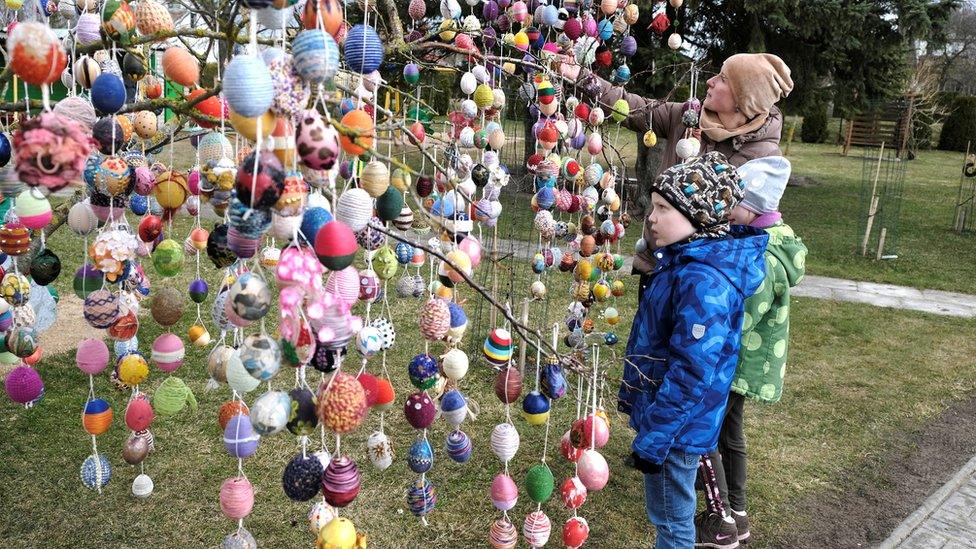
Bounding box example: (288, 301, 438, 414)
(560, 476, 587, 509)
(187, 88, 225, 129)
(562, 516, 590, 549)
(356, 372, 379, 407)
(493, 366, 522, 404)
(138, 215, 163, 242)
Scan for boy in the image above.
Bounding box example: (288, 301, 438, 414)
(695, 156, 808, 547)
(619, 152, 769, 549)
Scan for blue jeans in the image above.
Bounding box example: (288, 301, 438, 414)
(644, 448, 699, 549)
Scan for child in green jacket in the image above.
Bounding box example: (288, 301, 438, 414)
(695, 156, 807, 547)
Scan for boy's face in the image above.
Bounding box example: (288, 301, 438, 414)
(728, 204, 758, 226)
(648, 192, 696, 248)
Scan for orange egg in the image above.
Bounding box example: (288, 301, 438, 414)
(161, 46, 199, 88)
(271, 117, 298, 167)
(302, 0, 343, 38)
(142, 75, 163, 99)
(187, 88, 224, 129)
(115, 115, 134, 142)
(338, 109, 375, 156)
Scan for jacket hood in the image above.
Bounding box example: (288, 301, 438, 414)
(764, 223, 807, 287)
(663, 225, 769, 297)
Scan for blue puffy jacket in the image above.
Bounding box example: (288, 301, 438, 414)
(620, 226, 768, 464)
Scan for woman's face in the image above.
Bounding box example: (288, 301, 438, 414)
(703, 73, 737, 114)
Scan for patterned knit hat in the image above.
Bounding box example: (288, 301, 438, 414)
(650, 151, 745, 238)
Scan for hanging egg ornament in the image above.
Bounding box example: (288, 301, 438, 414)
(523, 511, 552, 548)
(404, 391, 436, 429)
(317, 372, 368, 434)
(223, 55, 274, 118)
(366, 431, 394, 470)
(321, 456, 362, 508)
(490, 422, 520, 462)
(445, 429, 472, 463)
(7, 22, 68, 86)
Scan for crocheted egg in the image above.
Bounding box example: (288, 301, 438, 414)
(483, 328, 513, 366)
(419, 298, 451, 341)
(220, 476, 255, 519)
(76, 338, 110, 375)
(317, 372, 368, 434)
(82, 398, 113, 435)
(404, 391, 436, 429)
(125, 395, 155, 431)
(408, 353, 438, 390)
(135, 0, 173, 34)
(151, 332, 185, 372)
(228, 273, 272, 323)
(490, 422, 520, 462)
(117, 353, 149, 386)
(282, 453, 324, 502)
(131, 473, 154, 498)
(250, 390, 291, 436)
(322, 456, 361, 507)
(314, 221, 358, 271)
(493, 366, 522, 404)
(343, 24, 384, 74)
(522, 510, 552, 548)
(284, 387, 318, 436)
(521, 391, 551, 426)
(440, 389, 468, 427)
(441, 429, 471, 463)
(82, 289, 118, 328)
(364, 430, 393, 470)
(80, 453, 112, 491)
(489, 516, 518, 549)
(5, 365, 43, 405)
(407, 437, 434, 473)
(292, 30, 340, 85)
(223, 414, 260, 459)
(491, 473, 518, 511)
(338, 109, 374, 156)
(223, 55, 273, 118)
(7, 22, 67, 86)
(577, 449, 610, 491)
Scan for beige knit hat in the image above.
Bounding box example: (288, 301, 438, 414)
(721, 53, 794, 119)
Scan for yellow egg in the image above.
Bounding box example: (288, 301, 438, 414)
(593, 281, 610, 301)
(318, 517, 358, 549)
(643, 130, 658, 148)
(229, 109, 275, 142)
(118, 354, 149, 385)
(574, 259, 592, 282)
(188, 324, 211, 347)
(438, 19, 457, 41)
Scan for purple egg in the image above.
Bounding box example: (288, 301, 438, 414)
(621, 35, 637, 58)
(482, 0, 498, 20)
(189, 133, 202, 148)
(224, 414, 260, 459)
(496, 14, 512, 33)
(339, 160, 353, 180)
(189, 278, 209, 303)
(497, 0, 510, 8)
(571, 132, 586, 150)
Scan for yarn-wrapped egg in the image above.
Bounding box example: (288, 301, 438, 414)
(489, 517, 518, 549)
(131, 473, 154, 498)
(563, 516, 590, 549)
(445, 429, 472, 463)
(491, 473, 518, 511)
(286, 387, 319, 436)
(523, 510, 552, 548)
(292, 30, 340, 85)
(282, 453, 325, 502)
(366, 430, 394, 470)
(406, 477, 437, 518)
(151, 332, 185, 372)
(440, 389, 468, 427)
(82, 398, 113, 435)
(321, 456, 361, 507)
(314, 221, 358, 271)
(490, 422, 520, 463)
(338, 109, 374, 156)
(343, 24, 384, 74)
(577, 449, 609, 491)
(223, 54, 274, 118)
(117, 352, 149, 386)
(419, 298, 451, 341)
(483, 328, 513, 366)
(76, 338, 110, 375)
(493, 366, 522, 404)
(14, 188, 52, 229)
(223, 413, 260, 459)
(404, 391, 436, 429)
(334, 187, 372, 232)
(80, 453, 112, 491)
(324, 266, 360, 305)
(250, 390, 291, 435)
(441, 348, 469, 381)
(408, 353, 438, 390)
(560, 476, 587, 509)
(521, 391, 551, 426)
(219, 476, 255, 519)
(317, 371, 368, 434)
(407, 437, 434, 473)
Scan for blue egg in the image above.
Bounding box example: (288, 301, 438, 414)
(447, 301, 467, 328)
(115, 337, 139, 356)
(130, 194, 148, 215)
(299, 206, 333, 245)
(91, 73, 127, 114)
(441, 389, 466, 413)
(522, 391, 550, 414)
(395, 242, 414, 264)
(339, 97, 357, 116)
(0, 133, 10, 167)
(597, 18, 613, 40)
(407, 438, 434, 474)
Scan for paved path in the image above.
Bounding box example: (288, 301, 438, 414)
(881, 455, 976, 548)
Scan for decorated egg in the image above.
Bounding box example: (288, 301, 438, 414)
(404, 391, 436, 429)
(317, 372, 367, 434)
(321, 456, 361, 508)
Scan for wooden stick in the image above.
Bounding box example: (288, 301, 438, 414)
(876, 228, 887, 261)
(862, 143, 885, 256)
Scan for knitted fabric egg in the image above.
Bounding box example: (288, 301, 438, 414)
(220, 476, 255, 519)
(283, 453, 325, 501)
(490, 422, 520, 462)
(80, 453, 112, 491)
(292, 30, 340, 85)
(135, 0, 173, 34)
(223, 55, 274, 118)
(419, 298, 451, 341)
(407, 436, 434, 474)
(445, 429, 473, 463)
(223, 414, 260, 459)
(317, 372, 368, 434)
(5, 365, 44, 404)
(83, 289, 119, 328)
(251, 390, 292, 435)
(322, 456, 361, 507)
(489, 517, 518, 549)
(404, 391, 436, 429)
(523, 510, 552, 548)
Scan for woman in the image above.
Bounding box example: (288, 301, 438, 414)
(562, 52, 794, 547)
(561, 53, 794, 276)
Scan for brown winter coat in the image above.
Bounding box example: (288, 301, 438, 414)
(579, 72, 785, 274)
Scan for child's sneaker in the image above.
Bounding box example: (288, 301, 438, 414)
(694, 511, 740, 548)
(732, 510, 751, 544)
